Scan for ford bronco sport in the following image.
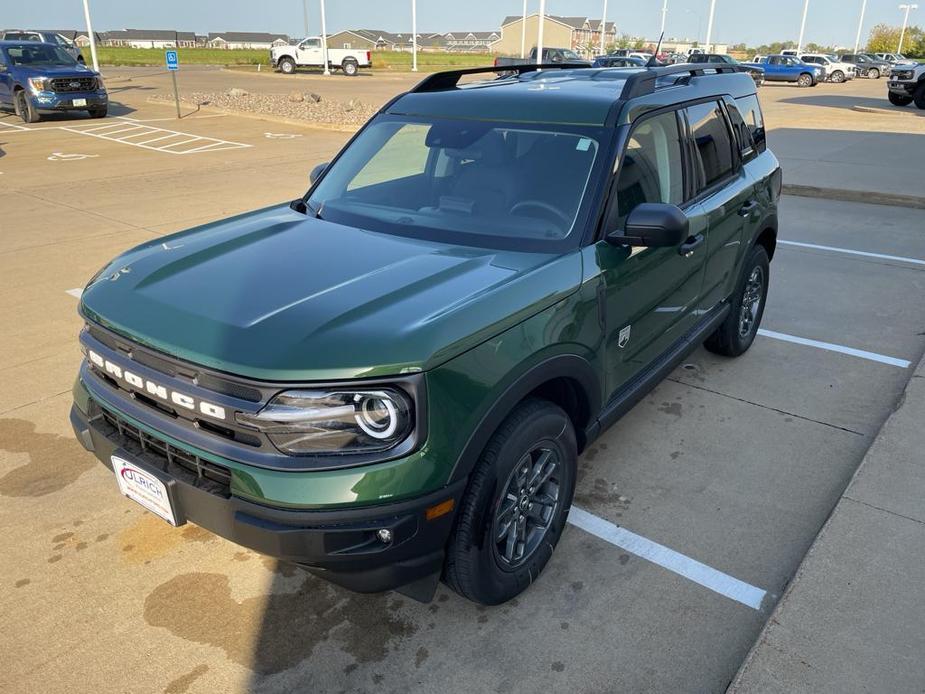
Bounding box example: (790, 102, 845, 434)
(71, 63, 780, 605)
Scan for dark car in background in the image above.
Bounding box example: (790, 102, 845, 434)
(0, 40, 107, 122)
(1, 29, 83, 63)
(592, 55, 647, 68)
(839, 53, 891, 79)
(688, 53, 764, 86)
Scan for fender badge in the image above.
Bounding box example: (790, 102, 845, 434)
(618, 325, 631, 349)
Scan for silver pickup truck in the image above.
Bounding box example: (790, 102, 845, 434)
(271, 37, 371, 76)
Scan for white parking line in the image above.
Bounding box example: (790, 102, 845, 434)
(57, 121, 252, 155)
(0, 120, 30, 132)
(568, 506, 767, 609)
(779, 240, 925, 267)
(65, 288, 83, 299)
(757, 329, 911, 368)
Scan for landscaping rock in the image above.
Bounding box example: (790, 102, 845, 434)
(226, 88, 249, 98)
(288, 91, 304, 103)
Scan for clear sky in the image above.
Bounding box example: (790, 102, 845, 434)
(5, 0, 918, 48)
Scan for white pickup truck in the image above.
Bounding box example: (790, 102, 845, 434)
(271, 37, 372, 76)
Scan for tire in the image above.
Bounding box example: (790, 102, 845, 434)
(868, 68, 880, 79)
(830, 70, 845, 83)
(704, 244, 770, 357)
(278, 57, 296, 75)
(797, 72, 813, 87)
(88, 106, 108, 118)
(444, 399, 577, 605)
(14, 90, 40, 123)
(888, 90, 914, 106)
(914, 83, 925, 110)
(342, 58, 358, 76)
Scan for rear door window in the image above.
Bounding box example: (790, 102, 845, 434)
(685, 101, 736, 191)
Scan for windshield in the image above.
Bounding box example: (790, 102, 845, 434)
(561, 49, 581, 61)
(4, 43, 78, 67)
(307, 116, 606, 251)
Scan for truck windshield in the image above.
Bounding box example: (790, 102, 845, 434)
(307, 116, 606, 251)
(4, 44, 77, 67)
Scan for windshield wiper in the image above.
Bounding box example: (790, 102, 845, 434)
(289, 198, 323, 219)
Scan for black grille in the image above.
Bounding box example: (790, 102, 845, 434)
(98, 406, 232, 498)
(50, 77, 97, 92)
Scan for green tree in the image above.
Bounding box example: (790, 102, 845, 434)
(866, 23, 902, 53)
(632, 36, 646, 50)
(615, 33, 632, 49)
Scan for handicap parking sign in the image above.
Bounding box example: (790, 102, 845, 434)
(165, 50, 179, 71)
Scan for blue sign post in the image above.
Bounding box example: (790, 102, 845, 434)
(165, 50, 180, 118)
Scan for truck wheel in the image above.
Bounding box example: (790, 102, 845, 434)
(797, 72, 813, 87)
(914, 83, 925, 110)
(830, 70, 845, 83)
(888, 91, 913, 106)
(444, 399, 577, 605)
(14, 90, 40, 124)
(278, 57, 296, 75)
(868, 68, 880, 79)
(704, 244, 770, 357)
(342, 58, 358, 76)
(88, 106, 108, 119)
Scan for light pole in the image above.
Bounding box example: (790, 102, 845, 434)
(703, 0, 717, 52)
(599, 0, 609, 55)
(81, 0, 99, 72)
(319, 0, 330, 75)
(661, 0, 669, 37)
(520, 0, 528, 58)
(302, 0, 310, 37)
(796, 0, 810, 53)
(853, 0, 868, 53)
(898, 4, 918, 53)
(536, 0, 546, 65)
(411, 0, 418, 71)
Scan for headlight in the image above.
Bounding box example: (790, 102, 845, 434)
(237, 388, 413, 455)
(28, 77, 49, 92)
(95, 76, 106, 90)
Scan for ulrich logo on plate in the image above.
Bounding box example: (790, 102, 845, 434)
(120, 467, 164, 499)
(87, 349, 227, 421)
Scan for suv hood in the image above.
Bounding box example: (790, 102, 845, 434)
(80, 204, 582, 381)
(16, 64, 98, 79)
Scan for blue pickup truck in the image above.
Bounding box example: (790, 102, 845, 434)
(0, 40, 108, 122)
(742, 54, 825, 87)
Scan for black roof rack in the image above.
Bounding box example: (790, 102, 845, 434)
(410, 63, 591, 92)
(620, 63, 747, 99)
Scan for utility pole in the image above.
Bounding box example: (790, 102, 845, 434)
(660, 0, 669, 37)
(320, 0, 330, 75)
(797, 0, 810, 53)
(81, 0, 99, 72)
(853, 0, 868, 53)
(600, 0, 608, 55)
(411, 0, 418, 71)
(302, 0, 310, 37)
(704, 0, 717, 52)
(898, 4, 918, 53)
(536, 0, 546, 65)
(520, 0, 528, 58)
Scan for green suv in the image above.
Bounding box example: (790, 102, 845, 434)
(71, 63, 780, 605)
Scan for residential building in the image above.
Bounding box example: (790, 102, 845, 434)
(207, 32, 289, 50)
(494, 14, 617, 57)
(443, 31, 501, 52)
(324, 29, 446, 52)
(103, 29, 196, 48)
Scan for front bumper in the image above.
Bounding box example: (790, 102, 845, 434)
(70, 397, 466, 596)
(888, 80, 917, 95)
(31, 89, 108, 111)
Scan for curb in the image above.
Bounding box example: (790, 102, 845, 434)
(145, 96, 361, 133)
(727, 348, 925, 692)
(782, 183, 925, 210)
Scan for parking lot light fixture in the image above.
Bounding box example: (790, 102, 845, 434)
(81, 0, 99, 72)
(704, 0, 717, 52)
(661, 0, 669, 37)
(898, 4, 918, 54)
(600, 0, 609, 56)
(853, 0, 867, 53)
(796, 0, 810, 54)
(319, 0, 330, 75)
(412, 0, 418, 72)
(536, 0, 546, 66)
(520, 0, 528, 58)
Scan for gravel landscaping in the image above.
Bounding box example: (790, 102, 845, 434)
(151, 88, 379, 127)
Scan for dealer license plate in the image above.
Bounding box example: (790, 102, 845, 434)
(72, 98, 87, 107)
(112, 455, 178, 525)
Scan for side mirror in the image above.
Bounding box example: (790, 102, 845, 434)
(606, 203, 689, 248)
(309, 162, 328, 184)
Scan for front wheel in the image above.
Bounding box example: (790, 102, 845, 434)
(797, 72, 813, 87)
(88, 106, 108, 118)
(914, 83, 925, 110)
(444, 399, 577, 605)
(888, 90, 914, 106)
(868, 68, 880, 79)
(830, 70, 845, 83)
(342, 58, 358, 76)
(704, 245, 770, 357)
(278, 57, 296, 74)
(14, 90, 40, 123)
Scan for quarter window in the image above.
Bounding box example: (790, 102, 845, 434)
(733, 94, 766, 153)
(685, 101, 736, 190)
(613, 111, 685, 227)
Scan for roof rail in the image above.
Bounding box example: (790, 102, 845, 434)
(410, 63, 591, 92)
(620, 63, 747, 100)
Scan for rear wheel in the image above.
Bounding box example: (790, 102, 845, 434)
(797, 72, 813, 87)
(914, 83, 925, 110)
(888, 90, 914, 106)
(830, 70, 845, 83)
(14, 90, 40, 123)
(868, 68, 880, 79)
(278, 57, 296, 74)
(704, 245, 770, 357)
(342, 58, 358, 76)
(444, 399, 577, 605)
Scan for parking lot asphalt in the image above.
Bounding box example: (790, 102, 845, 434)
(2, 72, 924, 694)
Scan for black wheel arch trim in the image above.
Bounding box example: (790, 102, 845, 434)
(447, 353, 601, 484)
(751, 211, 779, 259)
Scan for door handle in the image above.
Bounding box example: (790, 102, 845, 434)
(738, 200, 759, 217)
(678, 233, 705, 257)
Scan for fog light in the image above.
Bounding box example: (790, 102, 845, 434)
(376, 528, 392, 544)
